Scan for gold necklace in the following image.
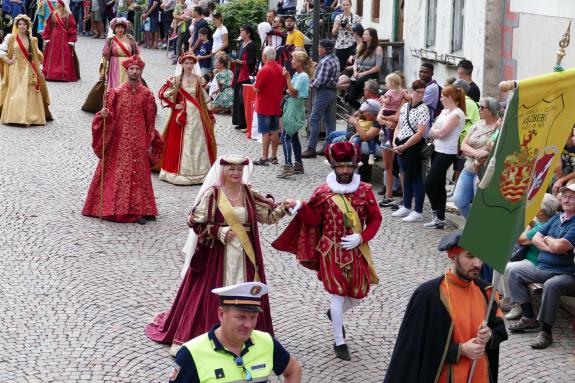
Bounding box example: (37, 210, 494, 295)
(224, 187, 242, 202)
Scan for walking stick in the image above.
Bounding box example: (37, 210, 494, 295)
(466, 273, 500, 383)
(99, 58, 110, 222)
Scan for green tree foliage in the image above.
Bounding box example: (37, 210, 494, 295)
(216, 0, 268, 51)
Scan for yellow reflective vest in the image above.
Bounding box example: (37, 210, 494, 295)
(184, 330, 275, 382)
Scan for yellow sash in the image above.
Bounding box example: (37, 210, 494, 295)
(331, 194, 379, 284)
(217, 189, 260, 282)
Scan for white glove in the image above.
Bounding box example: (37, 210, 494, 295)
(288, 200, 302, 215)
(68, 42, 75, 46)
(44, 40, 50, 44)
(341, 234, 362, 250)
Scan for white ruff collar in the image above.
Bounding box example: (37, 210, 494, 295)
(326, 171, 360, 194)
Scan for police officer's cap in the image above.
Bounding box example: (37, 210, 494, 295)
(438, 230, 463, 252)
(212, 282, 268, 312)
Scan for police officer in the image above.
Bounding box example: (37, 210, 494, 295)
(169, 282, 302, 383)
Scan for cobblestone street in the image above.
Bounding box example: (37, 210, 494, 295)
(0, 36, 574, 382)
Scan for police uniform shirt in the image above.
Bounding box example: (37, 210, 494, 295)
(169, 325, 291, 383)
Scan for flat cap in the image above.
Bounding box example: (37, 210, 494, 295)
(438, 230, 463, 252)
(319, 39, 334, 50)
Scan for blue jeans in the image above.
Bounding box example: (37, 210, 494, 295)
(350, 135, 376, 154)
(397, 153, 424, 213)
(281, 130, 302, 165)
(327, 131, 347, 144)
(71, 1, 84, 33)
(307, 88, 337, 150)
(452, 168, 477, 218)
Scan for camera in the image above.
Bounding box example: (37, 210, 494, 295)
(340, 18, 349, 28)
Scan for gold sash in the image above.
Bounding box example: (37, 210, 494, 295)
(331, 194, 379, 284)
(217, 189, 260, 282)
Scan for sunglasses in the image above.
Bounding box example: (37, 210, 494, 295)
(479, 105, 489, 110)
(235, 357, 253, 381)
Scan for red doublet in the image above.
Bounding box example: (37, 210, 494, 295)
(273, 182, 381, 298)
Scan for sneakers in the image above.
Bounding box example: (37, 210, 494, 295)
(499, 297, 513, 313)
(378, 196, 396, 208)
(333, 343, 351, 361)
(505, 305, 522, 320)
(509, 317, 539, 333)
(391, 206, 411, 218)
(277, 165, 295, 178)
(301, 149, 317, 158)
(424, 218, 445, 229)
(531, 331, 553, 349)
(253, 158, 270, 166)
(293, 161, 304, 174)
(402, 211, 423, 223)
(368, 154, 376, 165)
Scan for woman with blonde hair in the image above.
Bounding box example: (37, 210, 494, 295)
(277, 51, 314, 178)
(0, 14, 52, 126)
(424, 85, 467, 229)
(42, 0, 80, 82)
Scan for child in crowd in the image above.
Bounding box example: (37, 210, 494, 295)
(349, 99, 381, 165)
(379, 72, 409, 149)
(195, 27, 212, 75)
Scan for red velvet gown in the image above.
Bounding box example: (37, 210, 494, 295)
(145, 185, 286, 346)
(273, 181, 382, 299)
(42, 12, 78, 82)
(82, 83, 162, 222)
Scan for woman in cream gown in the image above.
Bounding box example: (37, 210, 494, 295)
(156, 53, 216, 185)
(0, 14, 52, 126)
(145, 155, 293, 355)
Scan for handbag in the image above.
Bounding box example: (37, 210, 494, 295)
(405, 103, 434, 159)
(81, 79, 105, 113)
(510, 243, 529, 262)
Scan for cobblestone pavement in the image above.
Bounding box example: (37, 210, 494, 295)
(0, 37, 574, 383)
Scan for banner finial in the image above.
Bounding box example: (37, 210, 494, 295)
(555, 21, 571, 72)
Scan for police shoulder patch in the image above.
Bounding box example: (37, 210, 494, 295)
(169, 362, 181, 381)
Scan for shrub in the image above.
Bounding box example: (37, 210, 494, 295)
(216, 0, 268, 51)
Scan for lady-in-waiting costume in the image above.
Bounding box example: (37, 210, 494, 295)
(156, 53, 217, 185)
(42, 0, 80, 82)
(0, 14, 52, 125)
(100, 17, 139, 89)
(145, 155, 289, 354)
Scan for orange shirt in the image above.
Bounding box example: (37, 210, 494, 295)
(438, 271, 489, 383)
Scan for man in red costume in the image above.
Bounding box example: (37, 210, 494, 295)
(82, 55, 164, 224)
(273, 141, 382, 361)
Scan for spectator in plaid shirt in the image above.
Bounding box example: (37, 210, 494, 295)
(302, 39, 340, 158)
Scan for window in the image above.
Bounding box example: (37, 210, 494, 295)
(425, 0, 437, 48)
(356, 0, 363, 17)
(451, 0, 465, 52)
(371, 0, 380, 22)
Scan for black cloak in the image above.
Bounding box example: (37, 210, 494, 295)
(384, 276, 508, 383)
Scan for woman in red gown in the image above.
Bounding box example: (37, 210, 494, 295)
(145, 155, 293, 355)
(42, 0, 79, 82)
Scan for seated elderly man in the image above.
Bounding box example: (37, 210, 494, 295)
(508, 184, 575, 349)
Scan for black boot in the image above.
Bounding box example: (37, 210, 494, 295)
(333, 343, 351, 361)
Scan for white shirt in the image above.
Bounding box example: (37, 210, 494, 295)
(433, 108, 466, 155)
(212, 25, 228, 53)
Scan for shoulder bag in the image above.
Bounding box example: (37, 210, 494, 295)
(405, 103, 434, 159)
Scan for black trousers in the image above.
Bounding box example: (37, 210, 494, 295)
(335, 44, 355, 74)
(345, 71, 378, 109)
(424, 152, 456, 221)
(232, 80, 250, 128)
